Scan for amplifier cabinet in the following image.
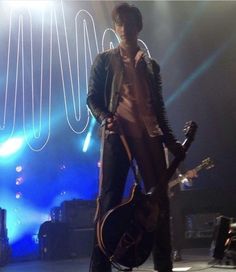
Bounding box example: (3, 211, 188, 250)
(185, 212, 220, 239)
(38, 222, 95, 260)
(38, 221, 69, 260)
(68, 228, 94, 258)
(60, 200, 96, 228)
(0, 208, 10, 266)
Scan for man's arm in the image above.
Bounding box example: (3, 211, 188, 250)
(87, 53, 111, 124)
(151, 60, 185, 160)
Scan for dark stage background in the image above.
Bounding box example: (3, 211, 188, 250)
(0, 0, 236, 260)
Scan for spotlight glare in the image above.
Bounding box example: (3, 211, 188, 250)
(0, 137, 24, 157)
(173, 268, 192, 272)
(6, 0, 53, 10)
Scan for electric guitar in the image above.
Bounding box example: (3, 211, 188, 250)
(97, 121, 198, 270)
(168, 157, 214, 196)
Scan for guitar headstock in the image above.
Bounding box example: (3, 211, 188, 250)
(183, 121, 198, 140)
(201, 157, 214, 170)
(181, 121, 198, 152)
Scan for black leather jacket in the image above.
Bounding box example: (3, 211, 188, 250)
(87, 48, 177, 147)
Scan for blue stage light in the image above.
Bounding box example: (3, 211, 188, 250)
(83, 132, 92, 153)
(82, 117, 96, 152)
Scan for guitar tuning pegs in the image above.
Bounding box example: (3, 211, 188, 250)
(183, 121, 198, 139)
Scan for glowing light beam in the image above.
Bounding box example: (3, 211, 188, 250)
(160, 2, 207, 68)
(83, 132, 92, 153)
(82, 117, 96, 152)
(0, 137, 24, 157)
(166, 38, 233, 107)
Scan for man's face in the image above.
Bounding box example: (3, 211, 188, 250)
(114, 14, 139, 45)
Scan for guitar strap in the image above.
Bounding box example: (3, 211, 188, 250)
(94, 125, 106, 223)
(95, 128, 142, 223)
(119, 133, 142, 185)
(95, 128, 142, 271)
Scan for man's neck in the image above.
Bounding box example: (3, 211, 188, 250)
(119, 42, 139, 58)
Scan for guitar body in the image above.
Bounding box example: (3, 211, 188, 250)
(98, 184, 155, 268)
(98, 121, 198, 269)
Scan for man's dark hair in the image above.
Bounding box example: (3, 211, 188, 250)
(112, 2, 143, 32)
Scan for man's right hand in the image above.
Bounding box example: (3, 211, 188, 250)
(105, 115, 119, 133)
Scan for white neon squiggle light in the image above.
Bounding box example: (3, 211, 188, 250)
(54, 3, 100, 135)
(0, 8, 52, 151)
(0, 10, 17, 136)
(6, 1, 53, 10)
(102, 28, 120, 51)
(11, 9, 51, 151)
(21, 10, 52, 151)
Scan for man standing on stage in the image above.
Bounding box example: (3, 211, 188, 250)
(87, 3, 185, 272)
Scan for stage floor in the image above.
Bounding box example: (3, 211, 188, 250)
(1, 248, 235, 272)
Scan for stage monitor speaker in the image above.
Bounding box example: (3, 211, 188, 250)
(210, 215, 231, 260)
(60, 200, 96, 228)
(38, 221, 69, 260)
(0, 208, 7, 237)
(185, 212, 219, 239)
(0, 208, 10, 267)
(68, 228, 94, 258)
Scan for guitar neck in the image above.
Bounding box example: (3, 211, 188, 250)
(195, 164, 204, 173)
(168, 177, 182, 189)
(168, 166, 199, 190)
(168, 160, 211, 190)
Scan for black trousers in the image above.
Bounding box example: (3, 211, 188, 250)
(170, 191, 185, 252)
(89, 131, 173, 272)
